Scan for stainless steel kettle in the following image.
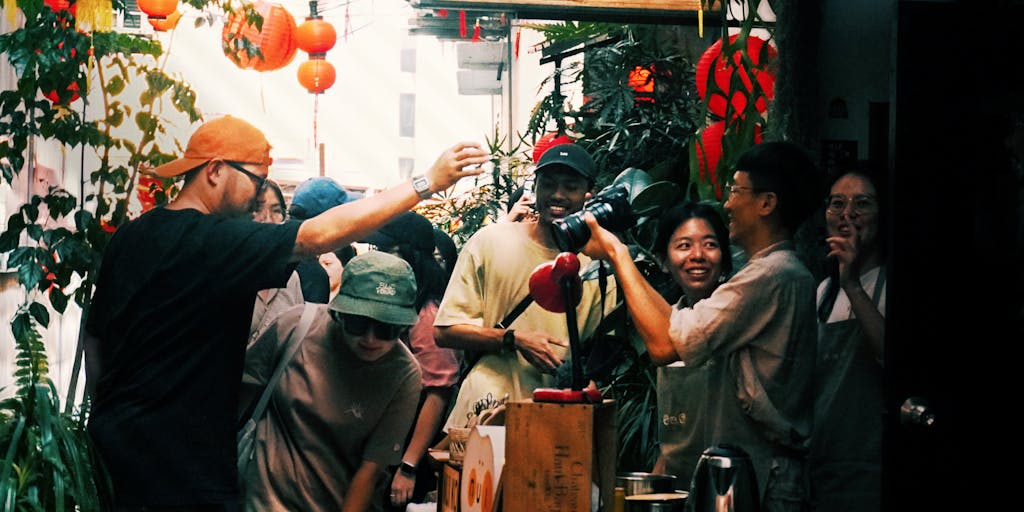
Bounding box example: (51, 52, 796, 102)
(685, 444, 759, 512)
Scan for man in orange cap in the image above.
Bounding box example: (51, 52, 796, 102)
(83, 115, 488, 512)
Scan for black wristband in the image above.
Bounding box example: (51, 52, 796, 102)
(502, 329, 516, 351)
(399, 461, 416, 476)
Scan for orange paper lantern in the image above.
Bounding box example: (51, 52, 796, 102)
(297, 59, 336, 93)
(295, 17, 337, 58)
(149, 9, 182, 31)
(137, 0, 178, 19)
(222, 2, 298, 72)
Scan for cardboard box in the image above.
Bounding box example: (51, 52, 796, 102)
(502, 399, 618, 512)
(440, 462, 461, 512)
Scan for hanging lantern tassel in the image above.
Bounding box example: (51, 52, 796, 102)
(344, 1, 351, 41)
(76, 0, 114, 31)
(698, 3, 704, 38)
(472, 19, 480, 42)
(514, 28, 521, 59)
(459, 10, 467, 38)
(5, 0, 18, 26)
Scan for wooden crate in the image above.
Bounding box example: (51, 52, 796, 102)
(440, 461, 461, 512)
(502, 399, 618, 512)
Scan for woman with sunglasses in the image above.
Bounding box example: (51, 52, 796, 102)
(240, 251, 423, 512)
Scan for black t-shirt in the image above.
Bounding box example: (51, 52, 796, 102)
(85, 207, 300, 506)
(295, 258, 330, 303)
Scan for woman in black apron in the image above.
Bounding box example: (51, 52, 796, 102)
(810, 166, 887, 512)
(646, 203, 733, 488)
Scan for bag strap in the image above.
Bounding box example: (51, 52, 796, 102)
(495, 294, 533, 329)
(247, 304, 317, 424)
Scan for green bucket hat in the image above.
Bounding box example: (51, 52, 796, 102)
(328, 251, 419, 326)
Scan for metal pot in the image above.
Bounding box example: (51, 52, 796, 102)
(616, 472, 678, 496)
(625, 491, 689, 512)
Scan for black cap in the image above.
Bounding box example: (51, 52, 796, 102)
(534, 143, 597, 182)
(362, 211, 435, 253)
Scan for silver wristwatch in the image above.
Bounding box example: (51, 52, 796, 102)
(411, 175, 432, 200)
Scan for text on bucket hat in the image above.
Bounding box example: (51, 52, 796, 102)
(362, 211, 435, 253)
(152, 115, 273, 178)
(289, 176, 351, 220)
(328, 251, 419, 326)
(533, 143, 597, 182)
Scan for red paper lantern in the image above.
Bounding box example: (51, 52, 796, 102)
(695, 120, 763, 197)
(297, 59, 336, 93)
(294, 17, 337, 58)
(44, 0, 76, 14)
(532, 132, 573, 164)
(695, 34, 777, 119)
(222, 2, 298, 72)
(136, 174, 164, 212)
(628, 65, 655, 94)
(44, 82, 80, 104)
(149, 9, 182, 31)
(137, 0, 178, 20)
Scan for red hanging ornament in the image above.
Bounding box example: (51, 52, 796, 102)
(436, 8, 448, 18)
(149, 9, 182, 31)
(136, 0, 178, 20)
(297, 59, 336, 94)
(472, 19, 481, 42)
(459, 10, 467, 38)
(695, 34, 777, 119)
(532, 132, 573, 164)
(514, 28, 521, 59)
(695, 120, 763, 197)
(43, 81, 80, 105)
(344, 2, 351, 41)
(222, 1, 298, 72)
(295, 18, 337, 58)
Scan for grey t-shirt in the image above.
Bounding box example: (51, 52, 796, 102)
(242, 303, 422, 511)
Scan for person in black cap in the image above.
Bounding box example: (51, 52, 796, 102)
(433, 143, 617, 433)
(362, 212, 461, 509)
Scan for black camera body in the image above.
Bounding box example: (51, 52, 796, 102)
(550, 184, 636, 253)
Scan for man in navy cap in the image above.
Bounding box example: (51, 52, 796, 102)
(433, 143, 617, 433)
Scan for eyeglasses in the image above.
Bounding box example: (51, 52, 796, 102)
(332, 312, 407, 340)
(825, 194, 878, 216)
(725, 185, 760, 199)
(224, 161, 268, 196)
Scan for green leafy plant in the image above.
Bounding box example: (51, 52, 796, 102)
(415, 127, 533, 246)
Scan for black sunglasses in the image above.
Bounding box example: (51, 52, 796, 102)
(332, 312, 407, 340)
(224, 161, 268, 196)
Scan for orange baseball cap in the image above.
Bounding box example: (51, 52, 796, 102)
(153, 115, 274, 178)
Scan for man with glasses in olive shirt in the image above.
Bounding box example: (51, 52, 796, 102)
(83, 115, 488, 512)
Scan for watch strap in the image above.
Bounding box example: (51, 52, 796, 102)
(399, 461, 417, 476)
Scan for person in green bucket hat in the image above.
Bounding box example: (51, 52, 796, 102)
(240, 251, 423, 511)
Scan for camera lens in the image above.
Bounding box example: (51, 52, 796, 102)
(550, 187, 634, 253)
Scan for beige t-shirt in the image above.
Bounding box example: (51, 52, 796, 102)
(435, 222, 615, 431)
